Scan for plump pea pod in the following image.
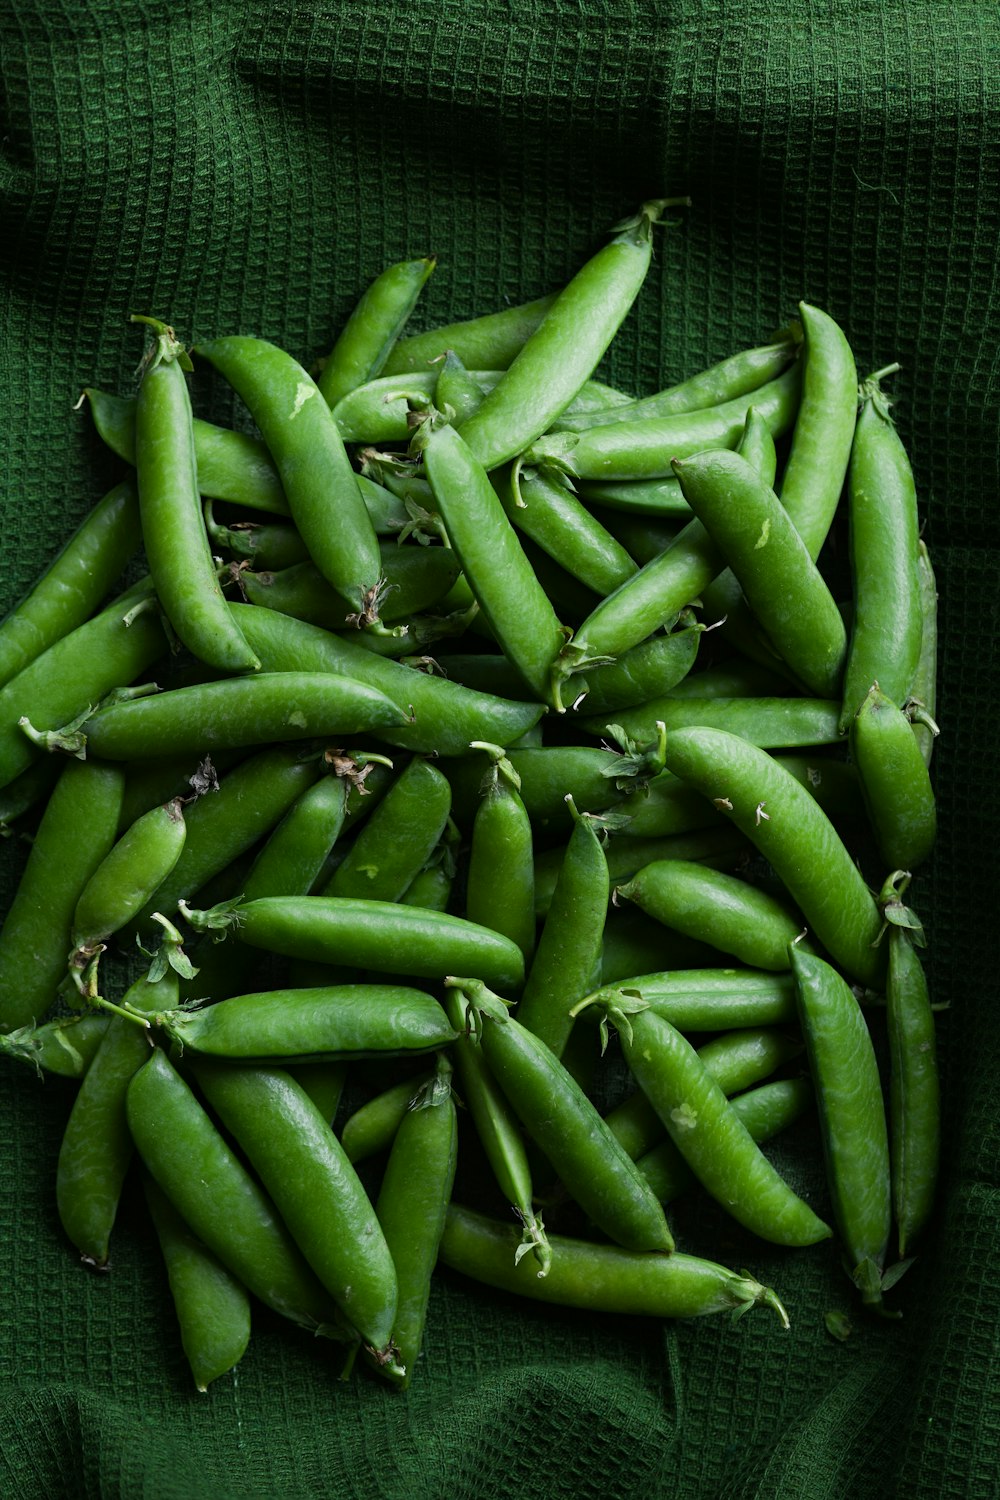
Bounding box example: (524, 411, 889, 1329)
(331, 369, 500, 443)
(515, 806, 608, 1061)
(56, 970, 178, 1267)
(449, 979, 674, 1253)
(909, 541, 939, 767)
(880, 873, 939, 1258)
(494, 464, 638, 598)
(440, 1204, 789, 1324)
(230, 597, 546, 757)
(215, 896, 525, 992)
(0, 578, 167, 791)
(662, 727, 885, 988)
(0, 480, 141, 692)
(132, 318, 260, 674)
(73, 672, 407, 760)
(849, 683, 937, 871)
(0, 1012, 111, 1078)
(840, 373, 923, 729)
(565, 618, 702, 717)
(142, 1171, 252, 1392)
(70, 798, 187, 963)
(341, 1070, 432, 1163)
(608, 1000, 830, 1246)
(587, 968, 797, 1031)
(194, 336, 383, 620)
(126, 1048, 341, 1332)
(434, 350, 490, 424)
(442, 986, 550, 1273)
(372, 1054, 458, 1386)
(673, 449, 847, 697)
(192, 1061, 399, 1357)
(208, 515, 310, 571)
(152, 985, 455, 1063)
(553, 337, 800, 432)
(602, 1023, 804, 1161)
(534, 826, 750, 917)
(615, 860, 808, 972)
(318, 256, 437, 406)
(290, 1060, 347, 1124)
(788, 944, 892, 1304)
(324, 757, 452, 902)
(525, 364, 801, 482)
(0, 759, 124, 1033)
(582, 696, 841, 750)
(383, 293, 558, 375)
(465, 745, 536, 963)
(457, 201, 678, 469)
(83, 387, 290, 515)
(420, 420, 565, 704)
(638, 1077, 813, 1203)
(777, 303, 857, 560)
(241, 548, 462, 629)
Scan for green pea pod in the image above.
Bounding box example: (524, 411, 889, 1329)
(581, 696, 841, 750)
(420, 420, 565, 704)
(456, 201, 676, 469)
(434, 350, 490, 424)
(132, 318, 260, 674)
(638, 1077, 812, 1203)
(590, 968, 797, 1032)
(577, 475, 693, 517)
(241, 547, 462, 630)
(142, 1171, 252, 1392)
(192, 1061, 399, 1356)
(126, 1048, 341, 1332)
(616, 859, 808, 971)
(372, 1054, 458, 1385)
(534, 826, 750, 918)
(673, 449, 847, 698)
(439, 1204, 788, 1324)
(331, 369, 495, 443)
(840, 373, 923, 729)
(451, 979, 673, 1254)
(614, 1005, 830, 1246)
(849, 683, 937, 871)
(290, 1061, 347, 1125)
(0, 757, 63, 833)
(567, 622, 703, 717)
(789, 944, 892, 1301)
(74, 672, 408, 760)
(194, 336, 383, 620)
(442, 741, 672, 830)
(662, 726, 885, 988)
(0, 480, 141, 692)
(341, 1071, 432, 1163)
(155, 984, 455, 1063)
(0, 1012, 111, 1078)
(71, 797, 187, 959)
(0, 758, 124, 1033)
(318, 257, 437, 406)
(909, 541, 939, 767)
(383, 293, 557, 375)
(324, 757, 452, 902)
(777, 303, 858, 559)
(494, 464, 638, 598)
(56, 970, 179, 1266)
(465, 745, 536, 963)
(516, 808, 608, 1060)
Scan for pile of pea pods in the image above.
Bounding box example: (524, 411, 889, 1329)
(0, 197, 939, 1390)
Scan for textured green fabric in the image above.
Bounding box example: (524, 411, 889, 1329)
(2, 2, 998, 1495)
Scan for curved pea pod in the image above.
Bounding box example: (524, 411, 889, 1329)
(230, 601, 545, 757)
(0, 480, 141, 692)
(909, 542, 939, 767)
(372, 1054, 458, 1386)
(590, 968, 797, 1032)
(215, 895, 525, 992)
(611, 1001, 830, 1247)
(383, 293, 557, 376)
(615, 859, 808, 972)
(73, 672, 408, 760)
(331, 369, 494, 443)
(143, 1171, 252, 1392)
(662, 727, 885, 988)
(194, 336, 383, 620)
(435, 350, 490, 424)
(449, 979, 674, 1254)
(341, 1071, 432, 1163)
(318, 256, 437, 407)
(240, 547, 462, 629)
(585, 696, 842, 750)
(840, 374, 923, 729)
(0, 1012, 111, 1079)
(566, 620, 703, 717)
(126, 1048, 341, 1332)
(789, 944, 892, 1304)
(323, 757, 452, 902)
(0, 758, 124, 1034)
(777, 303, 858, 560)
(70, 797, 187, 964)
(849, 683, 936, 871)
(56, 970, 179, 1267)
(439, 1204, 788, 1325)
(494, 464, 637, 598)
(192, 1061, 399, 1356)
(154, 984, 455, 1063)
(534, 825, 751, 918)
(465, 746, 536, 963)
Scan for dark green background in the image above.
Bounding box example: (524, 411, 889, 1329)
(1, 2, 997, 1495)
